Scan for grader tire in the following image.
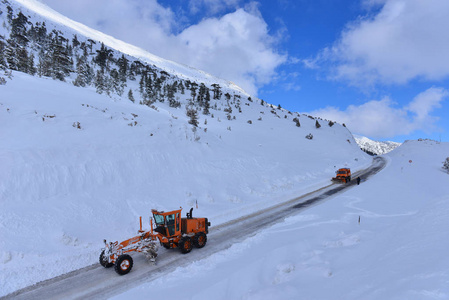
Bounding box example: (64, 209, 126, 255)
(179, 237, 193, 254)
(114, 254, 133, 275)
(99, 250, 113, 268)
(193, 232, 207, 248)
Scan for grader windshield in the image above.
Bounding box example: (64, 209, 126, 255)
(153, 214, 164, 226)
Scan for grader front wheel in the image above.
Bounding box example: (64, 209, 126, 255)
(114, 254, 134, 275)
(99, 250, 113, 268)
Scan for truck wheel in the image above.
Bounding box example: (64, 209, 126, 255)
(114, 254, 133, 275)
(99, 250, 113, 268)
(179, 237, 193, 254)
(193, 232, 207, 248)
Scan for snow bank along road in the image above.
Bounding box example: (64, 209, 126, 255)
(2, 157, 386, 300)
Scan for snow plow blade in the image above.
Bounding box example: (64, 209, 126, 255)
(332, 168, 351, 183)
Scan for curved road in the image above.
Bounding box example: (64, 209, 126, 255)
(2, 157, 386, 300)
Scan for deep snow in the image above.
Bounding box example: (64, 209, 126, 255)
(114, 139, 449, 300)
(0, 72, 370, 296)
(2, 1, 447, 298)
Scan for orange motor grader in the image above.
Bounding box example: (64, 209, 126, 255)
(332, 168, 352, 183)
(100, 207, 210, 275)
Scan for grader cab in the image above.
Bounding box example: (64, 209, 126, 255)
(100, 207, 210, 275)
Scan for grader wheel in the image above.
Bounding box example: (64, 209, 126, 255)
(179, 237, 193, 254)
(99, 250, 113, 268)
(193, 232, 207, 248)
(114, 254, 134, 275)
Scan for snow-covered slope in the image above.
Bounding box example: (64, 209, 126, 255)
(114, 140, 449, 300)
(0, 71, 371, 296)
(354, 135, 401, 155)
(11, 0, 245, 93)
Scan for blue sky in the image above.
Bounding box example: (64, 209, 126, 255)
(39, 0, 449, 142)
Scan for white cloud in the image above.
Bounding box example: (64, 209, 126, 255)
(188, 0, 241, 15)
(177, 8, 286, 95)
(309, 87, 448, 138)
(325, 0, 449, 86)
(39, 0, 285, 96)
(407, 87, 447, 123)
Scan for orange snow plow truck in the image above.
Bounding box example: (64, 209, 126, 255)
(332, 168, 351, 183)
(100, 207, 210, 275)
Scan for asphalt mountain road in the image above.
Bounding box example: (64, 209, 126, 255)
(2, 157, 386, 300)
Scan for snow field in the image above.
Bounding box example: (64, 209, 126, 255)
(114, 140, 449, 300)
(0, 72, 371, 296)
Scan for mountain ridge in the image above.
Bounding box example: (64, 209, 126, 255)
(12, 0, 246, 94)
(354, 135, 401, 155)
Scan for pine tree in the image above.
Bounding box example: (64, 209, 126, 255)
(139, 73, 146, 97)
(443, 158, 449, 173)
(211, 83, 221, 100)
(27, 52, 36, 75)
(110, 68, 125, 96)
(145, 72, 157, 103)
(73, 53, 91, 87)
(293, 117, 300, 127)
(7, 11, 31, 73)
(0, 36, 8, 84)
(50, 32, 72, 81)
(10, 12, 29, 48)
(186, 107, 199, 127)
(129, 62, 138, 80)
(117, 54, 129, 82)
(5, 40, 18, 70)
(153, 77, 163, 102)
(128, 89, 135, 103)
(0, 37, 7, 71)
(16, 46, 29, 73)
(37, 47, 52, 77)
(6, 6, 13, 26)
(190, 82, 198, 102)
(95, 69, 106, 94)
(167, 83, 180, 108)
(198, 83, 207, 107)
(178, 81, 185, 94)
(37, 22, 48, 45)
(203, 87, 211, 115)
(95, 42, 113, 71)
(72, 34, 80, 48)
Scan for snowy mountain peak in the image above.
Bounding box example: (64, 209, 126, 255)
(354, 135, 401, 155)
